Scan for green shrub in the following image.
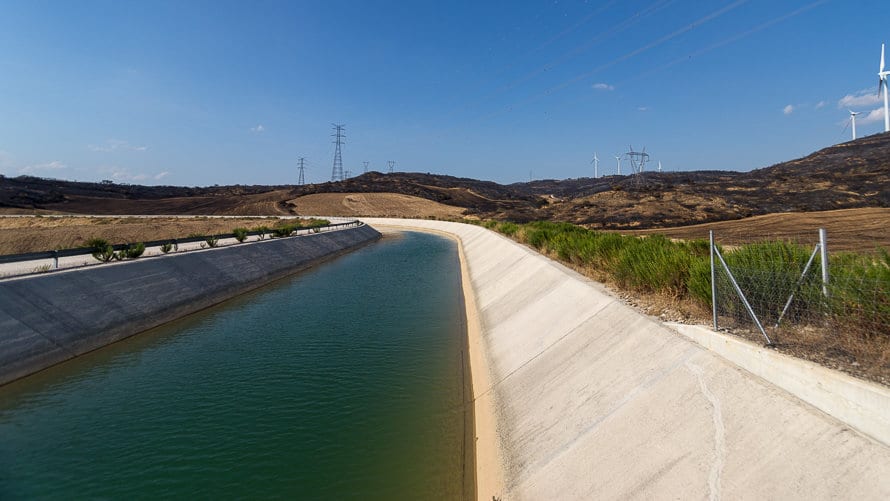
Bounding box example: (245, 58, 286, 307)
(205, 235, 219, 247)
(87, 238, 115, 262)
(306, 218, 329, 227)
(233, 227, 249, 242)
(490, 219, 888, 344)
(614, 235, 694, 295)
(497, 222, 519, 236)
(117, 242, 145, 260)
(255, 226, 270, 240)
(824, 249, 890, 336)
(686, 256, 714, 306)
(272, 225, 295, 238)
(160, 242, 174, 253)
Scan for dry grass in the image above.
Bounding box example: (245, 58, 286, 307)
(621, 207, 890, 253)
(287, 192, 466, 219)
(0, 216, 288, 254)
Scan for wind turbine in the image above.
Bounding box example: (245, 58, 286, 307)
(614, 154, 621, 175)
(591, 153, 599, 178)
(880, 43, 890, 132)
(847, 110, 860, 140)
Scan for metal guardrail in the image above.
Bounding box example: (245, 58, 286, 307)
(0, 220, 364, 266)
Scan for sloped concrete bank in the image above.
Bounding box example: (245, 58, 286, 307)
(0, 224, 380, 386)
(362, 219, 890, 500)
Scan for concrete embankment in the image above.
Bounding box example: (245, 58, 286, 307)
(362, 218, 890, 500)
(0, 224, 380, 386)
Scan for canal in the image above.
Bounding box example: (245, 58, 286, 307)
(0, 231, 469, 499)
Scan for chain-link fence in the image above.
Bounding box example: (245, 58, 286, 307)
(710, 229, 889, 346)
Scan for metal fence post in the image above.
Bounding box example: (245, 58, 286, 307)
(819, 228, 829, 299)
(714, 246, 773, 345)
(710, 230, 718, 330)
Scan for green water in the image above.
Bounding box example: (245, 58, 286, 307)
(0, 231, 469, 499)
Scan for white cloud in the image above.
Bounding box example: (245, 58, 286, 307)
(783, 104, 794, 115)
(838, 89, 881, 109)
(250, 124, 265, 133)
(113, 170, 145, 181)
(592, 83, 614, 91)
(637, 106, 649, 112)
(20, 160, 66, 174)
(96, 166, 168, 183)
(815, 100, 826, 109)
(88, 139, 149, 152)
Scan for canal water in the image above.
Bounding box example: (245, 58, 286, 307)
(0, 231, 469, 499)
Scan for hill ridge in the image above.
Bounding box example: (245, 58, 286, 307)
(1, 132, 887, 228)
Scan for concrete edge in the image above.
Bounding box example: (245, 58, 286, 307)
(668, 322, 890, 447)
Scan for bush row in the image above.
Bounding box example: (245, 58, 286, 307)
(87, 219, 332, 262)
(482, 220, 889, 339)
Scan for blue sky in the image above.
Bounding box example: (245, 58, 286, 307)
(0, 0, 888, 186)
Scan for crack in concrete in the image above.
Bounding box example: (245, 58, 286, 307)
(686, 360, 725, 501)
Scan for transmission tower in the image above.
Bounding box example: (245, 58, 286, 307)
(344, 169, 352, 179)
(297, 157, 306, 185)
(330, 123, 345, 182)
(625, 145, 650, 188)
(363, 161, 369, 173)
(625, 145, 649, 175)
(387, 160, 395, 174)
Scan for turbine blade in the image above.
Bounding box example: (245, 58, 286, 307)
(882, 43, 886, 74)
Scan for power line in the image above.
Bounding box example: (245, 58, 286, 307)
(297, 157, 306, 185)
(387, 160, 395, 174)
(475, 0, 750, 123)
(331, 123, 345, 182)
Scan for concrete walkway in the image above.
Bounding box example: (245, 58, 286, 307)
(363, 219, 890, 500)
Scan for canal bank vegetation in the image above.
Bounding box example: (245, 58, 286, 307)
(0, 216, 332, 256)
(475, 219, 890, 385)
(87, 238, 146, 262)
(80, 218, 334, 258)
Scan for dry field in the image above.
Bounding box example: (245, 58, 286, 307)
(0, 216, 289, 255)
(287, 192, 466, 219)
(622, 207, 890, 253)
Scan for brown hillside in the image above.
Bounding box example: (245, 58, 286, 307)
(623, 207, 890, 253)
(0, 132, 887, 230)
(287, 193, 465, 218)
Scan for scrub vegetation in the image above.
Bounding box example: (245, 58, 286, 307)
(268, 218, 329, 238)
(232, 227, 249, 242)
(481, 219, 890, 383)
(87, 238, 145, 261)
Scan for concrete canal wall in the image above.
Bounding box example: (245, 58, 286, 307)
(0, 224, 380, 386)
(362, 218, 890, 501)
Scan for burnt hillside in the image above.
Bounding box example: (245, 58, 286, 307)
(1, 132, 887, 228)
